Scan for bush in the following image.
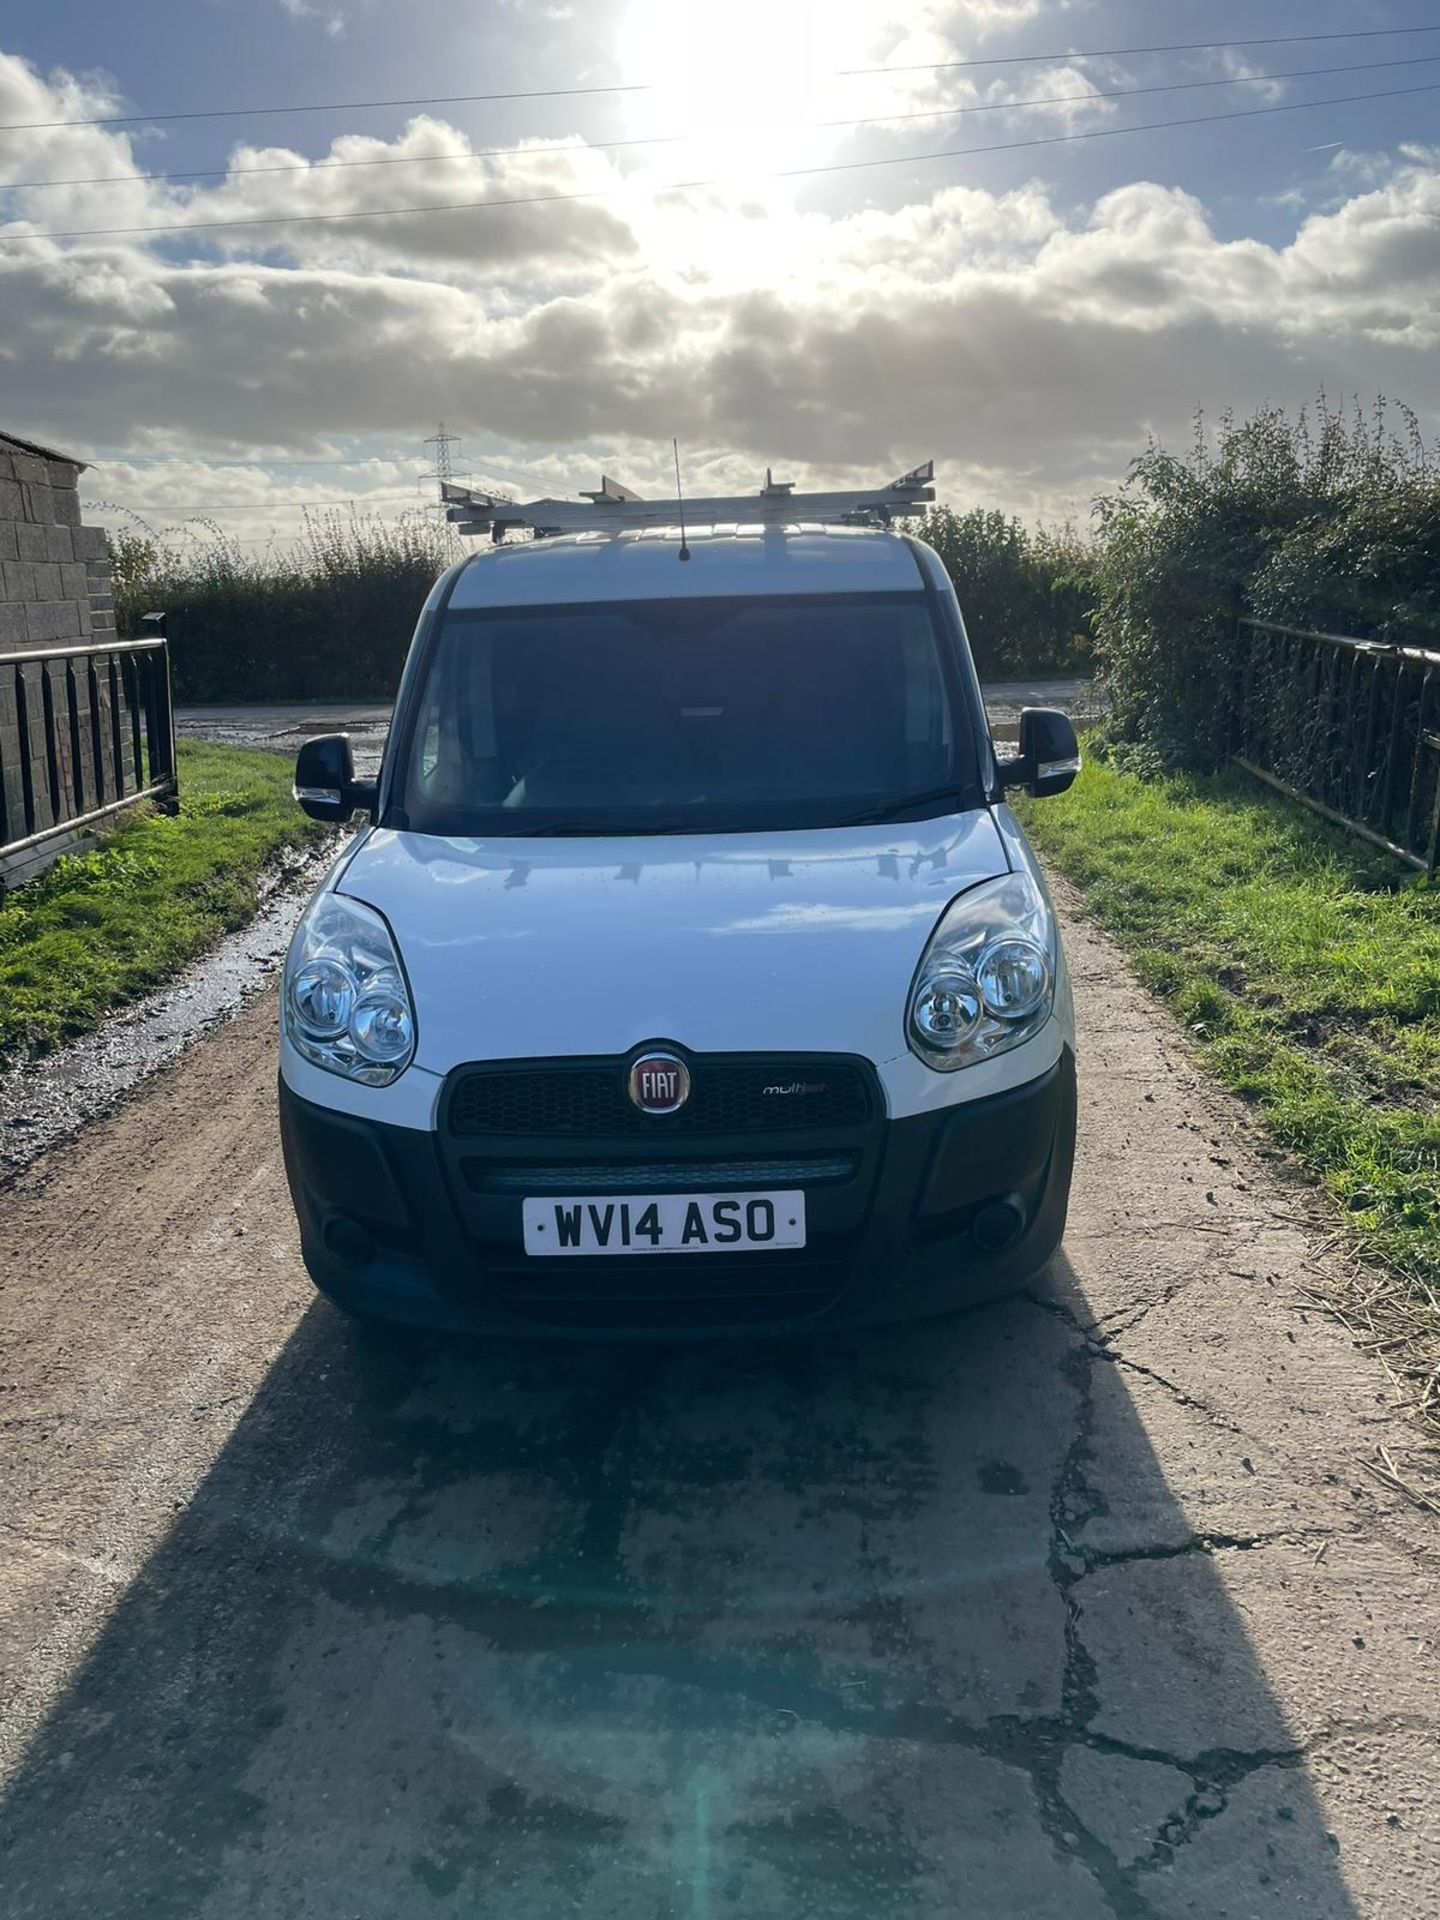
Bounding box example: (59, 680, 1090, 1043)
(1092, 398, 1440, 768)
(113, 512, 462, 702)
(916, 507, 1095, 677)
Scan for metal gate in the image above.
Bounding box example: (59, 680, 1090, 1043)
(0, 635, 178, 887)
(1229, 616, 1440, 878)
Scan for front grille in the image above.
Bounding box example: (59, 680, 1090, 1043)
(462, 1153, 859, 1194)
(448, 1057, 874, 1138)
(441, 1051, 881, 1331)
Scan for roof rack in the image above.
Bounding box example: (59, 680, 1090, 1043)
(441, 461, 935, 540)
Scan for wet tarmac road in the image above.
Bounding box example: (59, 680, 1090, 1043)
(1, 888, 1436, 1917)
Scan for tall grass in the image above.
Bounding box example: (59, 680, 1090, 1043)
(112, 511, 463, 702)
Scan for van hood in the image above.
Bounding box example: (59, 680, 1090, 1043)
(338, 815, 1010, 1072)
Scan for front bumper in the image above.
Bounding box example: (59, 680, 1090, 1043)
(278, 1048, 1076, 1339)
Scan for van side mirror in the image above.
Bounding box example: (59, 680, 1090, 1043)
(997, 708, 1081, 799)
(294, 734, 378, 823)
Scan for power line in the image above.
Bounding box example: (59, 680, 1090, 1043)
(84, 447, 554, 489)
(88, 453, 418, 467)
(4, 53, 1433, 194)
(85, 508, 446, 543)
(839, 25, 1440, 76)
(3, 25, 1438, 134)
(0, 81, 651, 136)
(96, 525, 352, 544)
(83, 488, 426, 512)
(8, 80, 1440, 246)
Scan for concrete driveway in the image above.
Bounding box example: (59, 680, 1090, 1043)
(0, 891, 1435, 1917)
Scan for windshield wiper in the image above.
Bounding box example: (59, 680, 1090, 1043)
(833, 786, 973, 828)
(476, 790, 974, 836)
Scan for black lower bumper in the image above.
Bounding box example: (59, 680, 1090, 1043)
(278, 1049, 1076, 1339)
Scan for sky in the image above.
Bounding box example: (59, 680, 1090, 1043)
(2, 0, 1439, 547)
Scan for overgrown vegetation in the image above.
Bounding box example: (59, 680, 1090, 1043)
(1018, 755, 1440, 1303)
(112, 500, 1099, 702)
(112, 511, 460, 702)
(915, 507, 1094, 677)
(1090, 398, 1440, 769)
(0, 743, 330, 1062)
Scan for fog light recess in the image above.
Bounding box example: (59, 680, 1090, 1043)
(972, 1196, 1026, 1254)
(323, 1215, 375, 1267)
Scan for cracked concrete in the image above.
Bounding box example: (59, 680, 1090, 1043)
(0, 890, 1437, 1916)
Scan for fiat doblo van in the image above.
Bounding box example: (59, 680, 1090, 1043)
(280, 466, 1080, 1336)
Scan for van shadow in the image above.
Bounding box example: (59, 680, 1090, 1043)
(0, 1256, 1359, 1920)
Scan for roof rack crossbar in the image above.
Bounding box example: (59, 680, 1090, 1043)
(441, 461, 934, 539)
(580, 475, 645, 504)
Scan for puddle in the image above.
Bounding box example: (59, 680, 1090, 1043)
(982, 681, 1107, 741)
(178, 708, 389, 776)
(0, 842, 342, 1183)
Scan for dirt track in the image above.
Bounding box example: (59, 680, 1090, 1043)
(0, 888, 1437, 1918)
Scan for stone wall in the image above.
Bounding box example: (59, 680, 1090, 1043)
(0, 435, 114, 656)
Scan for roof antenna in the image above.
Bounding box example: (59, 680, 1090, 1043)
(672, 438, 692, 562)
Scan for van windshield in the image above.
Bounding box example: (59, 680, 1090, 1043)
(390, 591, 979, 836)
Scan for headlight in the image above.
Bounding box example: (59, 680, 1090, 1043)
(284, 893, 416, 1085)
(907, 872, 1055, 1071)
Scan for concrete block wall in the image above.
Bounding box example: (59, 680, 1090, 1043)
(0, 437, 114, 655)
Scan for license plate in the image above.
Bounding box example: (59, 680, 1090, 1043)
(522, 1191, 806, 1257)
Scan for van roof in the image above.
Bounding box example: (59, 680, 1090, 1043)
(446, 523, 925, 610)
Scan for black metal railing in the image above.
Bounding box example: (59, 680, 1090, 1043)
(0, 636, 177, 879)
(1228, 616, 1440, 878)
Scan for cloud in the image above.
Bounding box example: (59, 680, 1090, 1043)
(274, 0, 350, 37)
(1208, 49, 1287, 109)
(180, 122, 641, 272)
(0, 51, 161, 238)
(0, 45, 639, 275)
(830, 0, 1106, 129)
(80, 451, 432, 544)
(2, 37, 1439, 540)
(882, 0, 1081, 52)
(9, 166, 1434, 510)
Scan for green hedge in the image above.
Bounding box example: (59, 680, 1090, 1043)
(113, 513, 458, 702)
(114, 503, 1098, 703)
(915, 507, 1094, 678)
(1090, 399, 1440, 770)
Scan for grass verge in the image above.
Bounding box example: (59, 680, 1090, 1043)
(1016, 754, 1440, 1404)
(0, 741, 331, 1064)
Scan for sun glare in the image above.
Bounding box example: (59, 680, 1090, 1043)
(621, 0, 833, 181)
